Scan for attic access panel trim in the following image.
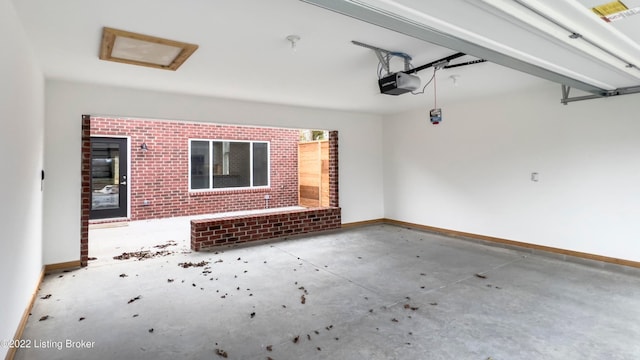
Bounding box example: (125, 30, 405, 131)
(99, 27, 198, 71)
(300, 0, 608, 96)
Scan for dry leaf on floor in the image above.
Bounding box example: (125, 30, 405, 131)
(215, 349, 228, 358)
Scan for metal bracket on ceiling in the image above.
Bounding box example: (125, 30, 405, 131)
(352, 40, 412, 74)
(561, 84, 640, 105)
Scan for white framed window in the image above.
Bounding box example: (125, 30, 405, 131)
(189, 139, 270, 191)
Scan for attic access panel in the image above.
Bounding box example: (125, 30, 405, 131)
(99, 27, 198, 71)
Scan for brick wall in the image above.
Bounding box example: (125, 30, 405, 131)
(191, 207, 342, 251)
(81, 115, 91, 266)
(90, 117, 300, 221)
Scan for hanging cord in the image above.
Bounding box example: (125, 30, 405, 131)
(433, 68, 437, 108)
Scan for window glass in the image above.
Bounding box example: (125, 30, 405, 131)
(253, 142, 268, 187)
(213, 141, 250, 188)
(190, 141, 210, 189)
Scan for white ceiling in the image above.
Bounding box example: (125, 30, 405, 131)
(11, 0, 640, 114)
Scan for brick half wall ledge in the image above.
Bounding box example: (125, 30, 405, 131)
(190, 207, 341, 251)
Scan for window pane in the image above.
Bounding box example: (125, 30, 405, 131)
(213, 142, 250, 188)
(253, 142, 268, 186)
(190, 141, 210, 189)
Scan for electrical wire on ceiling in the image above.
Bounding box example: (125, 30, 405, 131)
(411, 68, 437, 95)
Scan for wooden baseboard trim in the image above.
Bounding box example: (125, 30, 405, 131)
(383, 219, 640, 269)
(44, 260, 82, 272)
(5, 268, 45, 360)
(341, 218, 386, 229)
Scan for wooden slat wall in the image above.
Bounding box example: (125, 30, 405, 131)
(298, 140, 329, 207)
(321, 141, 329, 207)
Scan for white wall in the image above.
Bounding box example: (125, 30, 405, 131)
(383, 83, 640, 262)
(0, 0, 44, 357)
(44, 80, 384, 264)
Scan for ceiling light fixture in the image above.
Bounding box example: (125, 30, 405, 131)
(99, 27, 198, 71)
(286, 35, 301, 52)
(449, 75, 460, 87)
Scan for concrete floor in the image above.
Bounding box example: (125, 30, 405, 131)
(16, 217, 640, 360)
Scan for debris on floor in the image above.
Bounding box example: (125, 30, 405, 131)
(39, 315, 49, 321)
(148, 328, 154, 333)
(215, 349, 228, 358)
(40, 294, 52, 300)
(153, 240, 177, 249)
(79, 317, 85, 321)
(113, 250, 173, 261)
(293, 335, 300, 344)
(127, 295, 142, 304)
(119, 273, 128, 278)
(475, 273, 487, 279)
(404, 304, 419, 311)
(178, 260, 210, 268)
(266, 345, 273, 352)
